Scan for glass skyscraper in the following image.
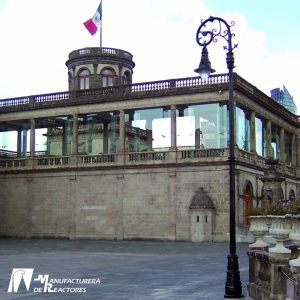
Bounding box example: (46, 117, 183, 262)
(270, 85, 297, 114)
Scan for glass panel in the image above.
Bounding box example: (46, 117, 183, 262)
(255, 117, 267, 157)
(35, 116, 73, 156)
(178, 103, 228, 149)
(102, 78, 107, 88)
(102, 76, 114, 87)
(0, 121, 30, 157)
(271, 125, 280, 159)
(80, 77, 89, 90)
(0, 131, 17, 152)
(108, 78, 113, 87)
(79, 70, 90, 90)
(236, 107, 250, 151)
(125, 108, 171, 152)
(284, 132, 292, 164)
(101, 69, 114, 75)
(34, 128, 47, 155)
(77, 112, 119, 155)
(80, 70, 89, 76)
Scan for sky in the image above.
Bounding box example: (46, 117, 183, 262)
(0, 0, 300, 112)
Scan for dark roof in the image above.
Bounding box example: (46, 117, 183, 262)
(189, 188, 214, 209)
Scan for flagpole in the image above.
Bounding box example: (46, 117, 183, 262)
(100, 0, 102, 48)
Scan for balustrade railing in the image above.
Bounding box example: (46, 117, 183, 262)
(34, 92, 70, 103)
(257, 155, 267, 165)
(80, 154, 115, 164)
(286, 165, 296, 176)
(0, 149, 297, 173)
(0, 96, 30, 107)
(37, 157, 69, 166)
(0, 74, 229, 112)
(68, 47, 134, 61)
(180, 148, 226, 159)
(128, 151, 166, 162)
(0, 159, 26, 167)
(238, 149, 254, 161)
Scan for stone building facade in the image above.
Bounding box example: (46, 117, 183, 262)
(0, 47, 298, 242)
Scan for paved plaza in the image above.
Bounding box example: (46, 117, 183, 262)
(0, 239, 249, 299)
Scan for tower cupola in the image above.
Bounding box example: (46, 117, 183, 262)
(66, 47, 135, 91)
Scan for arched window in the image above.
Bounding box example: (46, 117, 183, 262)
(101, 68, 115, 87)
(123, 71, 132, 85)
(78, 69, 90, 90)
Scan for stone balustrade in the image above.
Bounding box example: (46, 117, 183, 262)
(80, 154, 115, 164)
(128, 151, 167, 162)
(0, 159, 26, 168)
(0, 148, 229, 171)
(248, 215, 300, 299)
(68, 47, 134, 61)
(0, 74, 229, 112)
(0, 73, 297, 128)
(0, 148, 295, 175)
(37, 157, 69, 166)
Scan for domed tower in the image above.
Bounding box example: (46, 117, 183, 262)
(66, 47, 135, 91)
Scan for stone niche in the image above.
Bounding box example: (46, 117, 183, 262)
(189, 188, 214, 242)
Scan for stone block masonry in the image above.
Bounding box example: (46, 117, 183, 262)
(0, 165, 231, 242)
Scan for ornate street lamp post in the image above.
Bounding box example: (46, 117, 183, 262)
(194, 16, 243, 298)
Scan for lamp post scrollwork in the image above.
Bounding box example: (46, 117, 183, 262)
(194, 16, 243, 299)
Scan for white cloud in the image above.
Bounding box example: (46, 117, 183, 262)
(0, 0, 299, 111)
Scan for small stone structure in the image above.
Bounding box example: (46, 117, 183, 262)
(260, 159, 285, 207)
(189, 188, 214, 242)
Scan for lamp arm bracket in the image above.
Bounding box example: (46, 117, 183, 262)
(196, 16, 237, 52)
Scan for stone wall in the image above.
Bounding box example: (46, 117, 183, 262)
(0, 165, 231, 241)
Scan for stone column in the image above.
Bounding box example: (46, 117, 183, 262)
(72, 114, 78, 156)
(68, 114, 78, 166)
(266, 120, 272, 158)
(103, 123, 109, 154)
(195, 129, 201, 149)
(119, 110, 125, 153)
(296, 135, 300, 167)
(291, 134, 296, 166)
(280, 128, 285, 163)
(22, 129, 27, 158)
(169, 105, 177, 163)
(118, 110, 125, 165)
(30, 119, 35, 157)
(170, 105, 177, 150)
(63, 118, 72, 156)
(17, 129, 22, 157)
(250, 111, 256, 153)
(87, 116, 93, 154)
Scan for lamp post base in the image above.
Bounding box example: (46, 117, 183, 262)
(224, 253, 243, 298)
